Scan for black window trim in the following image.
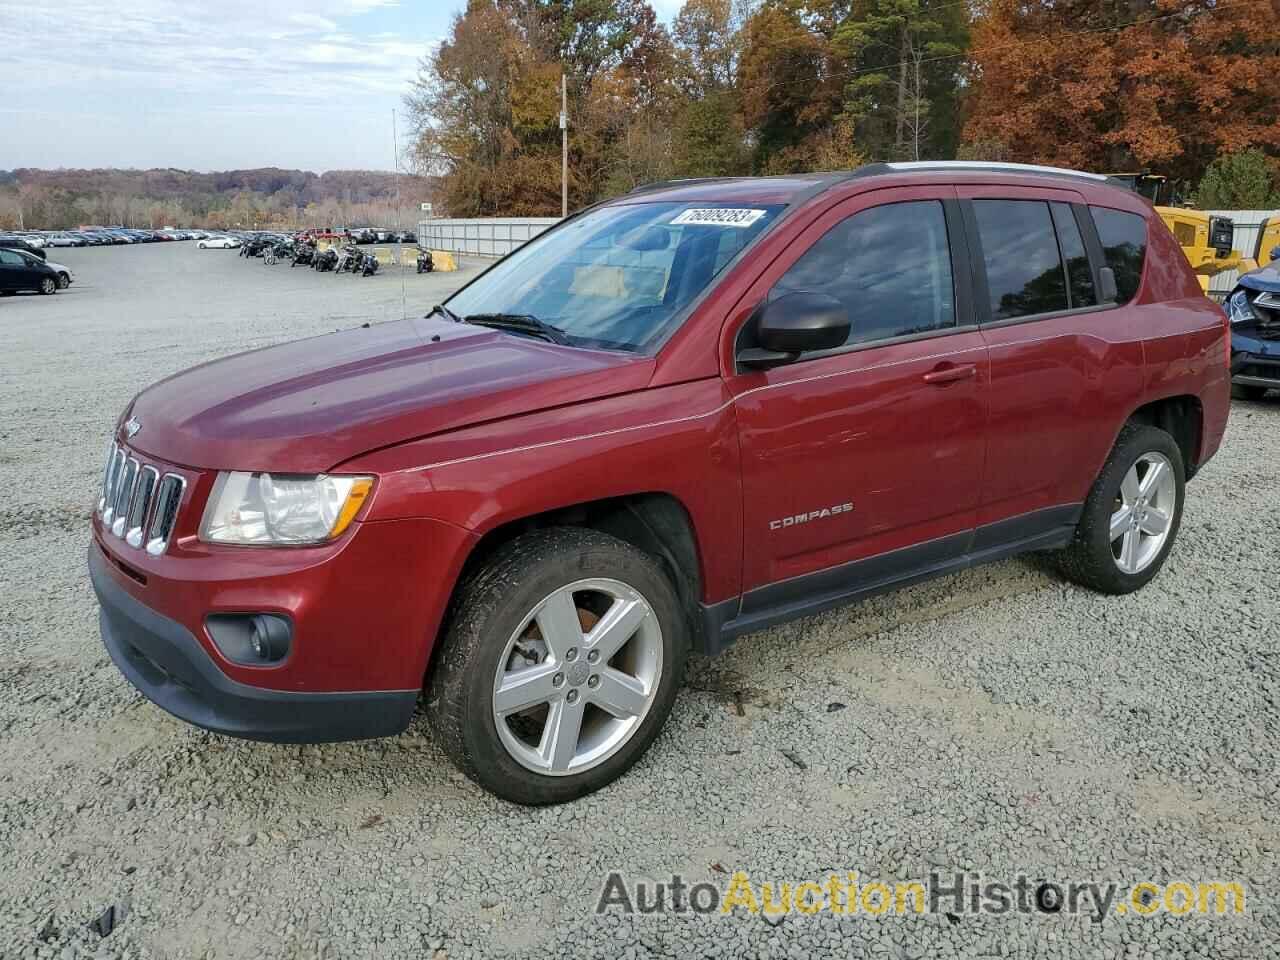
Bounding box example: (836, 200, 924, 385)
(961, 198, 1124, 330)
(735, 196, 975, 372)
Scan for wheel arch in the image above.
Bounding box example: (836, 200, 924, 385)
(1124, 394, 1204, 479)
(430, 493, 710, 684)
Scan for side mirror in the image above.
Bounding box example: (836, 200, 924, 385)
(1099, 266, 1119, 304)
(738, 292, 850, 369)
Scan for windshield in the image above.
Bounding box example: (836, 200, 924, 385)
(444, 202, 783, 352)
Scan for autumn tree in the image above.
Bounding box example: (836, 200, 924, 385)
(670, 0, 751, 177)
(963, 0, 1280, 181)
(737, 0, 852, 173)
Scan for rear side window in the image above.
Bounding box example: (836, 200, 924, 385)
(1089, 207, 1148, 303)
(772, 200, 955, 347)
(1050, 202, 1097, 308)
(972, 200, 1068, 320)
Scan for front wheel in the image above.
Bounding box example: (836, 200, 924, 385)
(1056, 423, 1185, 594)
(57, 273, 70, 289)
(38, 277, 57, 295)
(427, 528, 687, 805)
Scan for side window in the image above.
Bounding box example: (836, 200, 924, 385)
(0, 250, 23, 265)
(973, 200, 1068, 320)
(1090, 206, 1148, 303)
(772, 200, 955, 347)
(1050, 202, 1097, 308)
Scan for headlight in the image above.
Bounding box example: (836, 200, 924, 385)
(1227, 289, 1257, 325)
(199, 472, 373, 545)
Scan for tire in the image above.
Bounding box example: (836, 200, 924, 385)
(1056, 423, 1185, 595)
(1232, 384, 1269, 402)
(427, 527, 688, 805)
(38, 277, 57, 296)
(198, 242, 207, 249)
(57, 273, 70, 289)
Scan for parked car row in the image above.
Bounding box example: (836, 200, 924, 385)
(1, 228, 221, 248)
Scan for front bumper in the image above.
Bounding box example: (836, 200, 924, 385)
(1230, 350, 1280, 389)
(90, 543, 417, 742)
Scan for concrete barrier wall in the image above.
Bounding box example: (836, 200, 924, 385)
(418, 218, 561, 258)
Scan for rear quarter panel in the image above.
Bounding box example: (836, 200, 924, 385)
(1134, 206, 1231, 468)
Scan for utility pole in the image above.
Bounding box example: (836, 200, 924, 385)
(560, 73, 568, 218)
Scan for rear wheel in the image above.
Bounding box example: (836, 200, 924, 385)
(427, 528, 687, 805)
(38, 277, 57, 295)
(1232, 384, 1269, 402)
(1056, 424, 1184, 594)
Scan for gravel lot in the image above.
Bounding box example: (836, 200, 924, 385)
(1, 243, 1277, 959)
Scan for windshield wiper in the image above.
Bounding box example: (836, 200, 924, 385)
(427, 303, 461, 323)
(463, 313, 570, 345)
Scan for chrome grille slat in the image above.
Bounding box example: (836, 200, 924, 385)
(98, 441, 118, 514)
(101, 446, 125, 524)
(97, 442, 185, 556)
(125, 466, 158, 548)
(111, 458, 139, 536)
(146, 474, 186, 556)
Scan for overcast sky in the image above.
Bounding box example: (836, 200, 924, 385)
(0, 0, 684, 173)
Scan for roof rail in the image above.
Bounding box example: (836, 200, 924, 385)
(883, 161, 1110, 183)
(627, 177, 748, 195)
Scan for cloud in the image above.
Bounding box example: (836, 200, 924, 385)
(0, 0, 427, 101)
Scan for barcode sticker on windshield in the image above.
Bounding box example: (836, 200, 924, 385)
(671, 208, 767, 228)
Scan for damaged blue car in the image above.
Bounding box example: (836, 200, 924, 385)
(1228, 247, 1280, 401)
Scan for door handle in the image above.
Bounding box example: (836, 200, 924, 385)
(922, 363, 977, 385)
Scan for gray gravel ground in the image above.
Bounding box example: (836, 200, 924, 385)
(0, 243, 1277, 959)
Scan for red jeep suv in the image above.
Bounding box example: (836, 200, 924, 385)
(90, 162, 1229, 804)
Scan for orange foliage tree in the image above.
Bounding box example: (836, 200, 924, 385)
(963, 0, 1280, 183)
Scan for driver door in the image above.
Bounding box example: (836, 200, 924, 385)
(726, 187, 989, 601)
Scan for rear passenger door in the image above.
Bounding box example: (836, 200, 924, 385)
(959, 186, 1145, 536)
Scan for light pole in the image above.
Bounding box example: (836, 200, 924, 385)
(561, 73, 568, 218)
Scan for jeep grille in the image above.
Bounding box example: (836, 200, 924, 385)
(98, 442, 185, 555)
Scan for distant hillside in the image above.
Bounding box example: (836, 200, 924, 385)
(0, 167, 439, 230)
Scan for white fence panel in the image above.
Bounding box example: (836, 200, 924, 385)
(1207, 209, 1278, 298)
(418, 217, 561, 258)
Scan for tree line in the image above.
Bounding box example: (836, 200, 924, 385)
(406, 0, 1280, 217)
(0, 168, 434, 231)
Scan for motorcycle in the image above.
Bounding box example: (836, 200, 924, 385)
(263, 240, 292, 265)
(416, 249, 434, 274)
(291, 244, 315, 268)
(314, 248, 338, 273)
(360, 251, 379, 277)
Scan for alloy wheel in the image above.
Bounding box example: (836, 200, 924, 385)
(492, 578, 662, 776)
(1109, 451, 1176, 574)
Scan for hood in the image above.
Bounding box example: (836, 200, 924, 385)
(124, 316, 654, 472)
(1240, 262, 1280, 295)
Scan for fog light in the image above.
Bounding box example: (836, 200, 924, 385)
(206, 613, 292, 666)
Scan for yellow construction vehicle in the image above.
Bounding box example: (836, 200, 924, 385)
(1241, 215, 1280, 272)
(1108, 172, 1249, 293)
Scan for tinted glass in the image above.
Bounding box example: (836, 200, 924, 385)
(1050, 202, 1096, 308)
(1090, 206, 1148, 303)
(973, 200, 1068, 320)
(772, 200, 955, 346)
(0, 249, 23, 265)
